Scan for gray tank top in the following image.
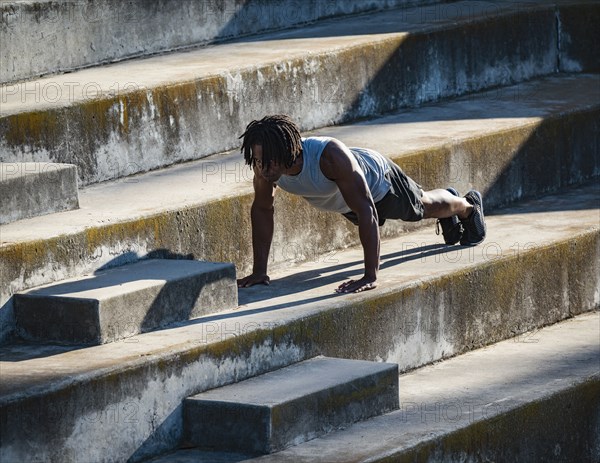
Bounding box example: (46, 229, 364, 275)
(276, 137, 392, 214)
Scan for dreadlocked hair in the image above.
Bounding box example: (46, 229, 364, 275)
(239, 115, 303, 170)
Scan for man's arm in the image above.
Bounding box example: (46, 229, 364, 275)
(237, 167, 276, 288)
(320, 139, 380, 293)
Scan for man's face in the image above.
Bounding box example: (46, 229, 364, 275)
(252, 144, 284, 183)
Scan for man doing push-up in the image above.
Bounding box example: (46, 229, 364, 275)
(236, 115, 486, 294)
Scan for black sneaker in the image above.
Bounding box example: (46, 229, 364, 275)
(460, 190, 486, 246)
(435, 187, 463, 245)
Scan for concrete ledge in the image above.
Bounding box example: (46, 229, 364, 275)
(0, 0, 567, 185)
(14, 259, 238, 344)
(184, 357, 398, 454)
(0, 73, 597, 344)
(0, 0, 442, 84)
(0, 162, 79, 224)
(0, 184, 598, 462)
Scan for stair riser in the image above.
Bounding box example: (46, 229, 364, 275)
(0, 162, 79, 224)
(558, 4, 600, 72)
(376, 378, 600, 463)
(1, 104, 597, 343)
(0, 7, 562, 186)
(0, 0, 440, 84)
(1, 232, 597, 462)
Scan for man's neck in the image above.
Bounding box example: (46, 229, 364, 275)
(285, 152, 303, 176)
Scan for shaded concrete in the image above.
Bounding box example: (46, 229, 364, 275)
(184, 357, 398, 454)
(0, 183, 598, 462)
(14, 259, 238, 344)
(557, 2, 600, 72)
(0, 162, 79, 224)
(0, 0, 573, 185)
(1, 73, 597, 344)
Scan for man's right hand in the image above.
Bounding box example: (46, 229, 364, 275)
(237, 273, 271, 288)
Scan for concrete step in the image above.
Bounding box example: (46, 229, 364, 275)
(1, 72, 598, 343)
(151, 312, 600, 463)
(0, 0, 441, 84)
(2, 0, 595, 185)
(0, 183, 598, 463)
(14, 259, 238, 344)
(183, 357, 399, 454)
(0, 162, 79, 224)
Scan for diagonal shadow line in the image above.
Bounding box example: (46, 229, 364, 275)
(236, 243, 448, 304)
(189, 243, 457, 323)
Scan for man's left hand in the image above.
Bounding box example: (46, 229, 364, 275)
(335, 276, 378, 294)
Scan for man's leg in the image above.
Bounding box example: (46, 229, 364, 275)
(421, 189, 472, 220)
(379, 159, 485, 245)
(422, 188, 486, 246)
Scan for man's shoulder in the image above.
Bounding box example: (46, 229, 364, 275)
(303, 136, 334, 148)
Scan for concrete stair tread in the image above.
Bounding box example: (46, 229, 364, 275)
(1, 72, 598, 246)
(150, 311, 600, 462)
(186, 356, 395, 405)
(16, 259, 229, 299)
(0, 0, 556, 116)
(1, 181, 597, 402)
(184, 357, 398, 453)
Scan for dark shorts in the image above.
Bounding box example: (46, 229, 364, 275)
(342, 159, 424, 226)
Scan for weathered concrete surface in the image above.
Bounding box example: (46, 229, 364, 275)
(0, 0, 443, 84)
(0, 162, 79, 224)
(0, 184, 598, 463)
(1, 73, 597, 344)
(184, 357, 398, 454)
(0, 0, 571, 185)
(206, 313, 599, 463)
(558, 2, 600, 72)
(14, 259, 238, 344)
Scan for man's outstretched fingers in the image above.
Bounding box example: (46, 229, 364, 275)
(350, 281, 377, 293)
(335, 279, 355, 293)
(336, 278, 378, 293)
(237, 274, 270, 288)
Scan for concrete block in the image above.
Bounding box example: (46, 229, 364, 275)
(0, 0, 441, 84)
(0, 0, 564, 186)
(0, 162, 79, 224)
(183, 357, 399, 454)
(14, 259, 238, 344)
